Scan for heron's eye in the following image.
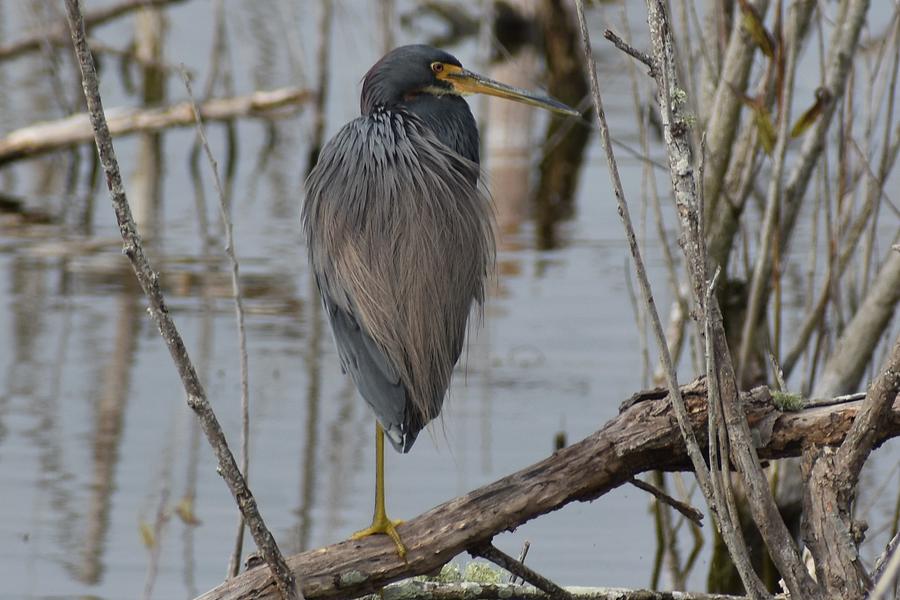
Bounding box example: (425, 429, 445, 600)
(431, 62, 444, 74)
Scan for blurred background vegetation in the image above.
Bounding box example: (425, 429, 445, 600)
(0, 0, 897, 598)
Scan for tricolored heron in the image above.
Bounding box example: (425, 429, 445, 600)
(302, 44, 578, 558)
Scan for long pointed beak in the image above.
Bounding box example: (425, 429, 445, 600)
(446, 68, 580, 117)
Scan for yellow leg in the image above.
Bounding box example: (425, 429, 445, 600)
(351, 422, 407, 558)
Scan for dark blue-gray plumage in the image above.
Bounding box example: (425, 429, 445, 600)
(301, 44, 578, 557)
(305, 45, 494, 454)
(304, 108, 491, 452)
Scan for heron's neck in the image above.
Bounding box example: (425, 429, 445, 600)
(401, 94, 480, 165)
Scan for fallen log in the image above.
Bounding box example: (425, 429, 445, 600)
(196, 381, 900, 600)
(0, 87, 312, 165)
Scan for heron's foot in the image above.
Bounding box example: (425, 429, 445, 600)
(352, 514, 407, 559)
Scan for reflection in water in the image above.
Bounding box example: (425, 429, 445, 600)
(179, 192, 221, 597)
(130, 7, 167, 238)
(485, 0, 589, 255)
(323, 378, 364, 540)
(291, 272, 320, 554)
(80, 284, 141, 585)
(486, 48, 539, 250)
(11, 259, 80, 584)
(533, 0, 590, 250)
(304, 0, 333, 175)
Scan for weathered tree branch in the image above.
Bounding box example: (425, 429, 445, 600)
(812, 250, 900, 397)
(63, 1, 300, 599)
(804, 336, 900, 598)
(629, 476, 704, 526)
(195, 381, 900, 600)
(700, 0, 769, 225)
(574, 2, 763, 594)
(737, 0, 873, 370)
(0, 86, 311, 165)
(643, 1, 818, 596)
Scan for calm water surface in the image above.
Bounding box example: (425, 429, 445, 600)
(0, 1, 897, 599)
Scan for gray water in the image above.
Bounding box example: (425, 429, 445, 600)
(0, 1, 897, 599)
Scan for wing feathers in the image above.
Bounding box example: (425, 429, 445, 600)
(303, 110, 493, 451)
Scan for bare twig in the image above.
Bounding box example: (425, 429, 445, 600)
(813, 251, 900, 397)
(871, 542, 900, 600)
(575, 3, 775, 596)
(873, 530, 900, 581)
(804, 336, 900, 597)
(775, 0, 872, 307)
(737, 0, 810, 385)
(701, 0, 771, 223)
(471, 543, 571, 600)
(603, 29, 658, 77)
(574, 0, 713, 497)
(508, 541, 531, 584)
(617, 2, 687, 382)
(704, 267, 767, 598)
(63, 2, 300, 599)
(643, 0, 820, 596)
(180, 69, 253, 580)
(629, 477, 704, 527)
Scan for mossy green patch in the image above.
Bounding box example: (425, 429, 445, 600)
(772, 391, 804, 411)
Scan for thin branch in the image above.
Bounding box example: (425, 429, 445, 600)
(701, 0, 772, 224)
(704, 267, 767, 598)
(813, 251, 900, 397)
(628, 477, 704, 527)
(737, 0, 810, 386)
(603, 29, 658, 77)
(871, 542, 900, 600)
(508, 541, 531, 584)
(63, 2, 300, 599)
(574, 0, 714, 501)
(776, 0, 872, 304)
(874, 530, 900, 579)
(643, 0, 819, 596)
(576, 3, 773, 596)
(471, 543, 571, 600)
(180, 69, 253, 580)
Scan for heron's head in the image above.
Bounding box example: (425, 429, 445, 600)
(360, 44, 579, 118)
